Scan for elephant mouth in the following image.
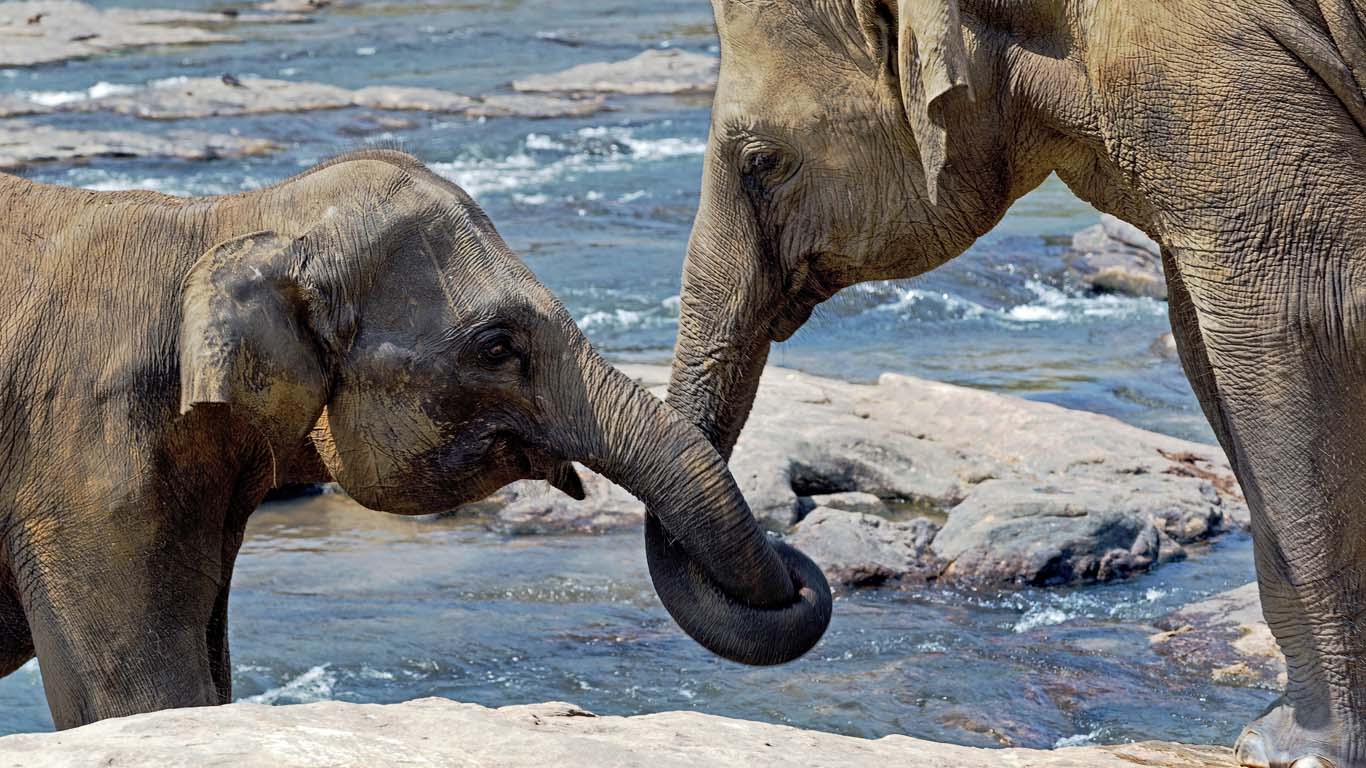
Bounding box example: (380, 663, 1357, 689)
(487, 432, 585, 500)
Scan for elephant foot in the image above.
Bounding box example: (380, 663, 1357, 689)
(1235, 698, 1364, 768)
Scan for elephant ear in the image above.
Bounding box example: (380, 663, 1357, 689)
(860, 0, 974, 204)
(179, 231, 330, 456)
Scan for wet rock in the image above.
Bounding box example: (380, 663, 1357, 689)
(0, 697, 1235, 767)
(0, 94, 48, 117)
(488, 365, 1246, 589)
(1064, 214, 1166, 300)
(465, 93, 606, 119)
(257, 0, 331, 12)
(787, 509, 943, 587)
(350, 85, 474, 113)
(513, 49, 718, 95)
(75, 76, 354, 119)
(932, 478, 1204, 586)
(0, 1, 307, 68)
(0, 121, 276, 169)
(61, 76, 606, 120)
(799, 490, 887, 517)
(1151, 583, 1285, 689)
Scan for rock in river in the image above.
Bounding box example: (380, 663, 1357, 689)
(487, 364, 1247, 589)
(513, 49, 719, 95)
(1151, 582, 1285, 689)
(0, 697, 1233, 767)
(61, 76, 606, 120)
(1064, 214, 1166, 299)
(0, 121, 276, 169)
(0, 1, 309, 68)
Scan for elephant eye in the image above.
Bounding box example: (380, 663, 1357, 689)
(743, 149, 782, 179)
(477, 329, 517, 364)
(737, 140, 795, 197)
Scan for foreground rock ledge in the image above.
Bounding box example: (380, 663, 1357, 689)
(0, 699, 1233, 768)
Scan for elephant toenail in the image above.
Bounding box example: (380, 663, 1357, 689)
(1234, 731, 1271, 768)
(1290, 757, 1335, 768)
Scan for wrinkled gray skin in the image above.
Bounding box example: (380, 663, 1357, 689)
(669, 1, 1366, 765)
(0, 150, 830, 730)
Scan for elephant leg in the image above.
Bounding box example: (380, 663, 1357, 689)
(0, 564, 34, 679)
(17, 524, 226, 729)
(1171, 264, 1366, 768)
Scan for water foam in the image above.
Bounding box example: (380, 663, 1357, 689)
(243, 664, 337, 705)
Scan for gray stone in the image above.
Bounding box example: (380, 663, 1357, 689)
(1064, 214, 1166, 299)
(0, 121, 276, 169)
(514, 49, 718, 95)
(0, 1, 307, 68)
(351, 85, 474, 113)
(465, 93, 607, 119)
(257, 0, 331, 12)
(61, 76, 606, 120)
(788, 509, 942, 587)
(0, 697, 1234, 767)
(1151, 583, 1285, 689)
(477, 365, 1246, 589)
(801, 490, 887, 516)
(0, 94, 48, 117)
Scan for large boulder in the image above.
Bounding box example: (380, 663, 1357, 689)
(1064, 214, 1166, 299)
(1151, 583, 1285, 689)
(513, 49, 718, 95)
(0, 1, 308, 68)
(485, 365, 1246, 589)
(0, 698, 1233, 767)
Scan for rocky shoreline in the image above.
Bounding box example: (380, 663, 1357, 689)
(0, 698, 1233, 767)
(489, 364, 1246, 590)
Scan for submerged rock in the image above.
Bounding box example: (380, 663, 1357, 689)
(484, 365, 1246, 589)
(0, 1, 308, 68)
(1151, 583, 1285, 689)
(513, 49, 718, 95)
(0, 121, 276, 169)
(0, 697, 1234, 767)
(1064, 214, 1166, 299)
(61, 76, 606, 120)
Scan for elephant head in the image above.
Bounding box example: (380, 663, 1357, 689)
(178, 152, 831, 665)
(670, 0, 1040, 455)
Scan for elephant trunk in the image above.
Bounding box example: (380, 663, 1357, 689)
(565, 351, 830, 665)
(666, 155, 777, 459)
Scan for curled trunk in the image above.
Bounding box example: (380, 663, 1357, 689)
(563, 351, 830, 665)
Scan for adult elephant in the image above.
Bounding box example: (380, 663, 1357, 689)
(0, 150, 829, 729)
(667, 1, 1366, 766)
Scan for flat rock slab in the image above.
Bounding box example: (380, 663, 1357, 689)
(491, 365, 1247, 589)
(0, 1, 308, 68)
(0, 121, 276, 169)
(62, 76, 606, 120)
(1152, 583, 1286, 689)
(514, 49, 718, 95)
(0, 698, 1233, 767)
(1065, 214, 1166, 299)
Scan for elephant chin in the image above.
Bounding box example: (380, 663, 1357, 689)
(642, 514, 832, 666)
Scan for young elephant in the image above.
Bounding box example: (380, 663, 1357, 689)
(0, 150, 831, 729)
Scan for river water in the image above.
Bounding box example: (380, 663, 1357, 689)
(0, 0, 1272, 748)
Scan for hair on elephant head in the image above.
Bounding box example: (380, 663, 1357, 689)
(178, 153, 832, 665)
